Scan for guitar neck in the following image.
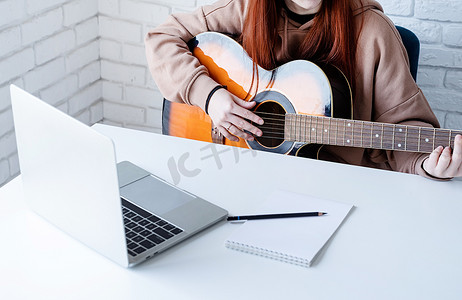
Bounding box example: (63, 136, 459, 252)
(284, 114, 462, 153)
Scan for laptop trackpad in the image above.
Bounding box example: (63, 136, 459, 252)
(119, 175, 192, 215)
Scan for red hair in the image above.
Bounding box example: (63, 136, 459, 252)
(241, 0, 362, 93)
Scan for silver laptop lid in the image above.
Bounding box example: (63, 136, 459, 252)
(10, 85, 129, 267)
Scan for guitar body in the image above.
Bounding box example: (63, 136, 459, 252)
(162, 32, 353, 158)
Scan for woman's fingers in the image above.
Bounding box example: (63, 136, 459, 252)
(231, 97, 264, 126)
(423, 146, 442, 175)
(225, 123, 254, 141)
(217, 124, 239, 142)
(423, 135, 462, 178)
(433, 147, 452, 176)
(225, 96, 264, 140)
(448, 135, 462, 176)
(227, 114, 263, 138)
(208, 89, 265, 141)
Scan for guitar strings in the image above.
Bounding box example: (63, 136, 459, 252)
(237, 112, 462, 149)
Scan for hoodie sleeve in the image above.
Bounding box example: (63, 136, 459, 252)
(145, 0, 247, 111)
(360, 9, 441, 178)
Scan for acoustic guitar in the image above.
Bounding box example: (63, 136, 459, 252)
(162, 32, 461, 158)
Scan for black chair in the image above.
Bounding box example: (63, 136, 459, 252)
(395, 26, 420, 81)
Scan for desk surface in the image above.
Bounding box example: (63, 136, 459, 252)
(1, 124, 462, 300)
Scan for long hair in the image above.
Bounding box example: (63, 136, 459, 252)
(241, 0, 362, 93)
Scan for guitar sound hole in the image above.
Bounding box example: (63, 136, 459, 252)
(253, 101, 286, 148)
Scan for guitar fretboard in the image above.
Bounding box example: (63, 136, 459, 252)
(284, 114, 462, 153)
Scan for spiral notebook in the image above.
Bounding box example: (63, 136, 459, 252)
(225, 190, 353, 267)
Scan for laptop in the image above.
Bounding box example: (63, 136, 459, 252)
(10, 85, 228, 267)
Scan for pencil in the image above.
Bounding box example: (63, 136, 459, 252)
(226, 212, 327, 221)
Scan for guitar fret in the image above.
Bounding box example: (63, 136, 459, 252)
(343, 119, 346, 146)
(295, 114, 298, 141)
(309, 115, 313, 143)
(316, 117, 322, 144)
(289, 114, 293, 141)
(381, 123, 384, 150)
(294, 114, 297, 142)
(420, 128, 435, 152)
(348, 121, 352, 146)
(405, 126, 408, 151)
(392, 124, 395, 150)
(292, 114, 297, 141)
(353, 120, 361, 148)
(434, 128, 451, 150)
(418, 127, 421, 152)
(324, 117, 329, 144)
(297, 115, 302, 141)
(335, 118, 339, 146)
(361, 121, 364, 148)
(292, 115, 297, 141)
(328, 117, 332, 146)
(406, 126, 419, 152)
(361, 122, 372, 148)
(311, 115, 315, 143)
(393, 125, 406, 151)
(350, 121, 354, 146)
(311, 116, 316, 143)
(310, 116, 313, 143)
(294, 114, 298, 142)
(294, 114, 299, 142)
(307, 115, 310, 143)
(382, 124, 394, 150)
(371, 123, 381, 149)
(370, 122, 373, 149)
(320, 117, 324, 143)
(319, 116, 323, 144)
(318, 116, 321, 144)
(300, 115, 304, 142)
(291, 114, 295, 141)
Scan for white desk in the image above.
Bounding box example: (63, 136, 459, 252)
(1, 124, 462, 300)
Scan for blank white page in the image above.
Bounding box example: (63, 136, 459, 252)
(225, 190, 353, 267)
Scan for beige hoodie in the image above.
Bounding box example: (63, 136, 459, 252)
(145, 0, 440, 178)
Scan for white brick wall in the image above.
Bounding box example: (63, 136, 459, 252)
(0, 0, 100, 187)
(384, 0, 462, 130)
(98, 0, 170, 130)
(1, 0, 462, 187)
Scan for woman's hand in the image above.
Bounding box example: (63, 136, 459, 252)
(207, 88, 264, 142)
(423, 134, 462, 179)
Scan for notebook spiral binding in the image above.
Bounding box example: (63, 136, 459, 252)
(225, 241, 311, 268)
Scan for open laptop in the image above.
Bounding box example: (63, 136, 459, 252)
(10, 85, 228, 267)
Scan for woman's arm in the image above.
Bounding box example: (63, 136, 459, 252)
(355, 9, 459, 179)
(145, 0, 247, 111)
(145, 0, 262, 139)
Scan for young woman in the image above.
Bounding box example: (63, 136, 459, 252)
(145, 0, 462, 180)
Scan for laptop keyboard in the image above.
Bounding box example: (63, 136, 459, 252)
(121, 198, 183, 257)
